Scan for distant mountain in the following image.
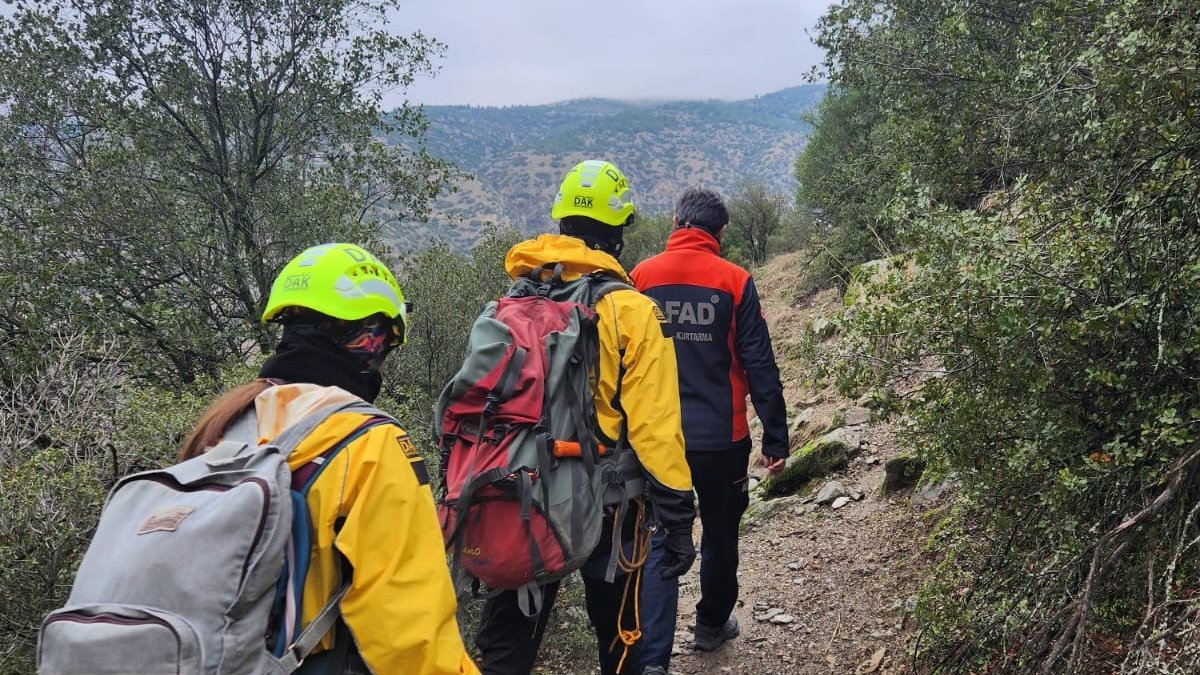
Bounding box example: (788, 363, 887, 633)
(382, 84, 826, 250)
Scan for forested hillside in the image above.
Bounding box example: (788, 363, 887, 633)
(385, 85, 824, 249)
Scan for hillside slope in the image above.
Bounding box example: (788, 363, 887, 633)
(383, 85, 825, 250)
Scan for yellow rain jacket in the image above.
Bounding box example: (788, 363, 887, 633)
(504, 234, 692, 494)
(244, 383, 478, 675)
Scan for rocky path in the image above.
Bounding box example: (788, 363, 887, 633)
(667, 422, 935, 675)
(661, 252, 945, 675)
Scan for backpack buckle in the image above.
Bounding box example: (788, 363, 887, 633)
(602, 466, 625, 485)
(482, 423, 509, 444)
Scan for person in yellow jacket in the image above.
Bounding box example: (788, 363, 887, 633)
(473, 160, 697, 675)
(178, 243, 478, 675)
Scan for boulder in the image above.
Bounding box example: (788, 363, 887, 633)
(741, 494, 803, 529)
(788, 406, 830, 448)
(821, 426, 862, 451)
(764, 428, 863, 497)
(882, 455, 926, 494)
(788, 406, 815, 436)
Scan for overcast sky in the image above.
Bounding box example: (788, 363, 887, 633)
(386, 0, 833, 108)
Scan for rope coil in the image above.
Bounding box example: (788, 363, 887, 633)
(608, 498, 653, 674)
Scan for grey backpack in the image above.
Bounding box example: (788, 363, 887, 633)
(38, 400, 389, 675)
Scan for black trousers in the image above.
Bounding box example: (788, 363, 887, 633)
(690, 446, 751, 629)
(640, 446, 751, 668)
(475, 508, 644, 675)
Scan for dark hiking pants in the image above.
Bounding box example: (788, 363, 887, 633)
(639, 445, 750, 669)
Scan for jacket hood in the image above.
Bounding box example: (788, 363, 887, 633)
(251, 382, 364, 464)
(504, 233, 632, 283)
(666, 226, 722, 255)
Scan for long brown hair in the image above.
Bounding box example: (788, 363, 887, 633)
(178, 379, 274, 461)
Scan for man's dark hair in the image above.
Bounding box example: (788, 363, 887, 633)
(560, 215, 626, 258)
(674, 187, 728, 235)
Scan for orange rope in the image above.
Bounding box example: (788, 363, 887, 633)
(608, 498, 652, 673)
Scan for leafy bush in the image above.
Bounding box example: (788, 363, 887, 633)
(0, 449, 106, 672)
(0, 338, 211, 673)
(843, 186, 1200, 671)
(391, 227, 519, 396)
(815, 0, 1200, 670)
(725, 180, 789, 266)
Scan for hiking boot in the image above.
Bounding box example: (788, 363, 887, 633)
(642, 668, 668, 675)
(693, 615, 739, 652)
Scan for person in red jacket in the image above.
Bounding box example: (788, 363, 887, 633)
(630, 187, 789, 672)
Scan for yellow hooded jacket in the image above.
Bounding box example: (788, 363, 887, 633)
(242, 383, 478, 675)
(504, 234, 692, 493)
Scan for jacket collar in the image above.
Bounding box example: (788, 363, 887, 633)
(665, 226, 721, 255)
(505, 233, 632, 282)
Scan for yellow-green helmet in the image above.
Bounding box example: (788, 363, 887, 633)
(262, 243, 407, 341)
(550, 160, 636, 227)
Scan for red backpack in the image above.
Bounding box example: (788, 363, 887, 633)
(434, 265, 643, 614)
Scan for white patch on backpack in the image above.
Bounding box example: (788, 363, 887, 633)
(137, 505, 196, 535)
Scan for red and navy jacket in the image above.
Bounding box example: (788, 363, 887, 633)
(631, 227, 789, 459)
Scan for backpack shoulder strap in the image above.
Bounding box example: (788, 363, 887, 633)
(277, 583, 350, 672)
(275, 406, 395, 672)
(584, 272, 634, 309)
(271, 401, 387, 457)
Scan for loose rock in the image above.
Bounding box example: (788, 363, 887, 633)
(810, 316, 838, 339)
(755, 607, 786, 622)
(911, 479, 956, 505)
(815, 480, 849, 505)
(864, 647, 887, 672)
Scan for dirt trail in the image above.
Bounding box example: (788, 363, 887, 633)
(662, 251, 943, 675)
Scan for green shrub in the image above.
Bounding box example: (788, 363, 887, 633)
(793, 88, 896, 297)
(841, 186, 1200, 671)
(0, 340, 211, 673)
(816, 0, 1200, 670)
(0, 449, 106, 672)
